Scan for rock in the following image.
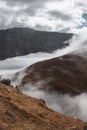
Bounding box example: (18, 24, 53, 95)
(84, 124, 87, 130)
(0, 79, 11, 86)
(71, 126, 79, 130)
(40, 98, 46, 105)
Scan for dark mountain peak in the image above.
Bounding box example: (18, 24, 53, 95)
(0, 27, 73, 60)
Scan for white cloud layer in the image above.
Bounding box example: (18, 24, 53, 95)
(0, 0, 87, 33)
(22, 84, 87, 122)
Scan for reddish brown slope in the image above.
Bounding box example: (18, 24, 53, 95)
(22, 54, 87, 95)
(0, 83, 84, 130)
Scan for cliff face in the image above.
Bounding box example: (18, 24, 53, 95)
(0, 28, 73, 60)
(21, 54, 87, 95)
(0, 83, 84, 130)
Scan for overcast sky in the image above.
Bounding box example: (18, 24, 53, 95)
(0, 0, 87, 33)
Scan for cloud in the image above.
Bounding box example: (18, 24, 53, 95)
(48, 10, 71, 21)
(0, 0, 87, 33)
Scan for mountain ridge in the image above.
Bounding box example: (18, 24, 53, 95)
(17, 54, 87, 95)
(0, 27, 73, 60)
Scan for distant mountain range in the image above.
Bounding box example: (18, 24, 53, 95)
(0, 28, 73, 60)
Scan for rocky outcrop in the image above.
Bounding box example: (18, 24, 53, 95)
(0, 79, 11, 86)
(0, 83, 84, 130)
(21, 54, 87, 95)
(0, 27, 73, 60)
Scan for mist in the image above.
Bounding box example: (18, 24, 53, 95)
(22, 83, 87, 122)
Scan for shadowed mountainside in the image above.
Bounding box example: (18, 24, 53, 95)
(0, 28, 73, 60)
(20, 54, 87, 95)
(0, 83, 84, 130)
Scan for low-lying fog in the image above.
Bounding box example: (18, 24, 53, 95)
(22, 83, 87, 122)
(0, 30, 87, 122)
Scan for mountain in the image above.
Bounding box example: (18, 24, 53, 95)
(0, 28, 73, 60)
(18, 54, 87, 95)
(0, 83, 84, 130)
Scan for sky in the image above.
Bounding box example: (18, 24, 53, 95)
(0, 0, 87, 33)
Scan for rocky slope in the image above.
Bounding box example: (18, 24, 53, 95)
(20, 54, 87, 95)
(0, 27, 73, 60)
(0, 83, 84, 130)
